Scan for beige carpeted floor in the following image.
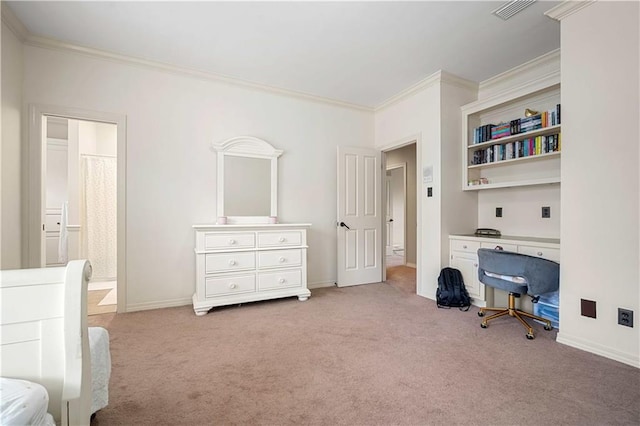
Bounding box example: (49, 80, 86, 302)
(89, 268, 639, 425)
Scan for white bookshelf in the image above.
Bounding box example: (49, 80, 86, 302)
(461, 74, 561, 191)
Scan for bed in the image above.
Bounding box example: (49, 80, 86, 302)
(0, 260, 99, 425)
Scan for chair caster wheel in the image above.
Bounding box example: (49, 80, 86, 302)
(544, 325, 552, 331)
(526, 333, 535, 340)
(480, 322, 487, 328)
(478, 311, 485, 317)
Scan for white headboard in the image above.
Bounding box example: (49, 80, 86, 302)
(0, 260, 93, 425)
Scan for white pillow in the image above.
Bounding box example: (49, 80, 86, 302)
(0, 378, 55, 426)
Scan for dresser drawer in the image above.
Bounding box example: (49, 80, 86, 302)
(481, 242, 518, 252)
(205, 252, 255, 273)
(258, 269, 302, 291)
(518, 246, 560, 262)
(258, 249, 302, 269)
(257, 231, 302, 248)
(204, 232, 255, 250)
(450, 240, 480, 254)
(205, 274, 255, 297)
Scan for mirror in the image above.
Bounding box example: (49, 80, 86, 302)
(213, 136, 282, 224)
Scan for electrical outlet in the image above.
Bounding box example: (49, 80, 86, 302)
(618, 308, 634, 327)
(496, 207, 502, 218)
(542, 206, 551, 218)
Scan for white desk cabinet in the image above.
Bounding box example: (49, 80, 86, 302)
(193, 224, 311, 316)
(449, 234, 560, 308)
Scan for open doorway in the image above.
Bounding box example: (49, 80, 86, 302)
(383, 142, 417, 294)
(43, 116, 118, 315)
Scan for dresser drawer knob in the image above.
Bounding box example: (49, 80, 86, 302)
(228, 239, 236, 245)
(279, 237, 286, 242)
(229, 283, 237, 289)
(278, 278, 285, 284)
(463, 245, 467, 249)
(229, 260, 237, 266)
(279, 257, 286, 263)
(537, 251, 543, 256)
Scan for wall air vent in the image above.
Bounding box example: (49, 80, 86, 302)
(492, 0, 537, 20)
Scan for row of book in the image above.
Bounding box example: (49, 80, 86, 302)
(472, 104, 561, 144)
(470, 133, 561, 165)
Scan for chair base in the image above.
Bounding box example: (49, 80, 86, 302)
(478, 292, 553, 339)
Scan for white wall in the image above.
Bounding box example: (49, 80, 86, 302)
(1, 20, 23, 269)
(375, 73, 477, 299)
(478, 185, 560, 238)
(556, 1, 639, 367)
(22, 44, 374, 310)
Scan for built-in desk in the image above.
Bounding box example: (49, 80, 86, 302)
(449, 234, 560, 309)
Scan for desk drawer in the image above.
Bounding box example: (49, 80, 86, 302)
(258, 231, 302, 248)
(258, 269, 302, 290)
(450, 240, 480, 254)
(258, 249, 302, 269)
(205, 252, 255, 273)
(205, 274, 255, 297)
(204, 232, 255, 250)
(481, 242, 518, 252)
(518, 246, 560, 262)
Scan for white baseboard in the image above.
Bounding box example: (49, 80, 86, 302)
(308, 281, 336, 289)
(556, 332, 640, 368)
(126, 297, 192, 313)
(406, 263, 416, 268)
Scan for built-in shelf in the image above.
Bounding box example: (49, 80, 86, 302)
(468, 151, 560, 170)
(467, 124, 561, 150)
(461, 74, 561, 191)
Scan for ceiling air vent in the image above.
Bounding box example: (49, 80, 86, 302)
(492, 0, 537, 20)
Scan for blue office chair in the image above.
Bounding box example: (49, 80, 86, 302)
(477, 248, 560, 339)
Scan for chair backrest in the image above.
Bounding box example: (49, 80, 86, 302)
(477, 248, 560, 295)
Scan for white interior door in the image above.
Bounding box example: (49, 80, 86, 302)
(337, 146, 382, 287)
(385, 178, 394, 256)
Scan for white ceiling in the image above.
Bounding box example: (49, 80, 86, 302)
(6, 1, 561, 108)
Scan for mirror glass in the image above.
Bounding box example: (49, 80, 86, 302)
(223, 156, 271, 216)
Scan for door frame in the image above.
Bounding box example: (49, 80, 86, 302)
(380, 135, 420, 289)
(26, 104, 128, 313)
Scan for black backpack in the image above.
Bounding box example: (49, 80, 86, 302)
(436, 267, 471, 311)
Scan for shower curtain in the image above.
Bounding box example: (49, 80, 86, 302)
(81, 155, 117, 281)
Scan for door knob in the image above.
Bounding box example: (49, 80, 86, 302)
(339, 221, 351, 230)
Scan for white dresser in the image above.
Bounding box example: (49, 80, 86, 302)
(449, 234, 560, 308)
(193, 223, 311, 316)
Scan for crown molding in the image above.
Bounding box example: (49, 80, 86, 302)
(22, 34, 374, 113)
(544, 0, 596, 21)
(1, 2, 28, 41)
(375, 70, 478, 112)
(479, 49, 561, 94)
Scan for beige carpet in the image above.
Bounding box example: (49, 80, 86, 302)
(88, 278, 639, 425)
